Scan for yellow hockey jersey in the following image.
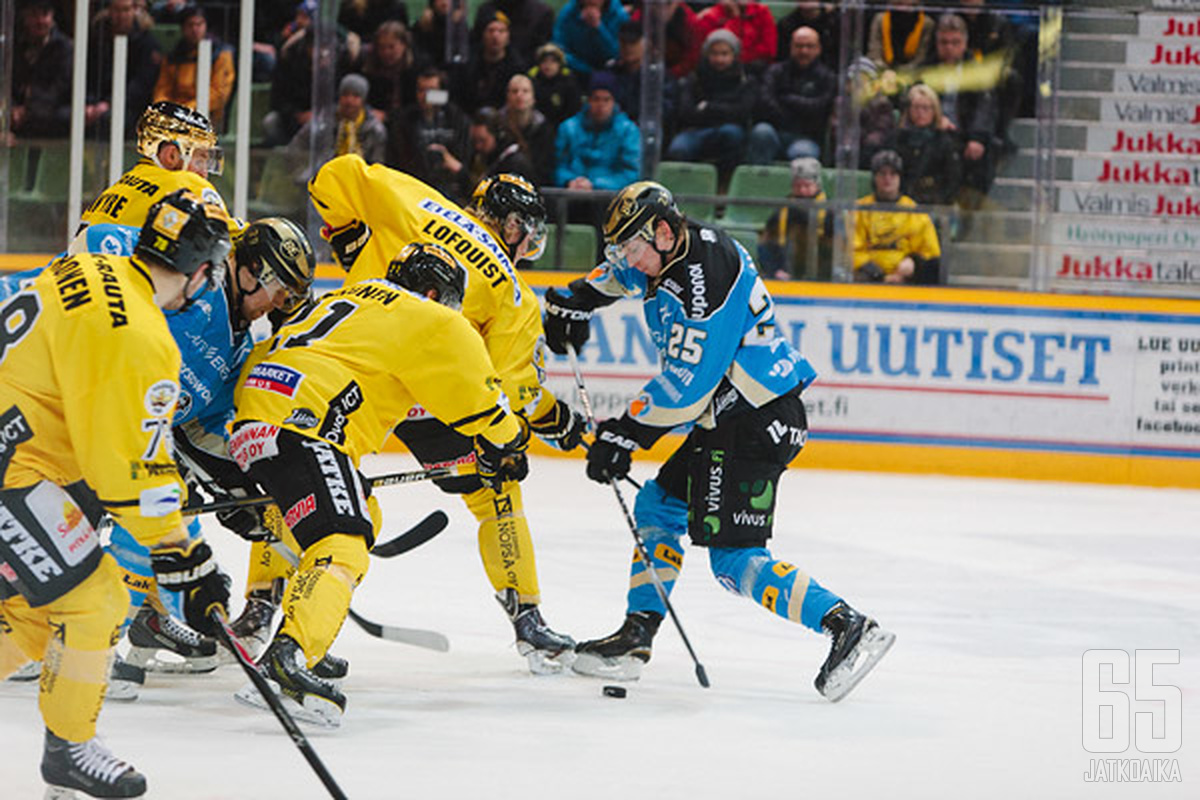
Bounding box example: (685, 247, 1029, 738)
(308, 154, 555, 419)
(850, 194, 942, 276)
(77, 158, 230, 238)
(0, 253, 185, 546)
(234, 279, 523, 465)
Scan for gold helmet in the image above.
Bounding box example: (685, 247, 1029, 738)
(136, 101, 223, 176)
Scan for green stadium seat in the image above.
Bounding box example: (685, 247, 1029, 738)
(151, 23, 181, 56)
(724, 164, 794, 228)
(655, 160, 717, 223)
(543, 223, 598, 271)
(822, 168, 873, 201)
(4, 144, 30, 193)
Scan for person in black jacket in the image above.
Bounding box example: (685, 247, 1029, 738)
(12, 0, 73, 139)
(747, 25, 835, 164)
(665, 29, 757, 176)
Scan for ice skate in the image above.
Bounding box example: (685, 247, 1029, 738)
(814, 602, 895, 702)
(222, 592, 278, 664)
(7, 659, 41, 682)
(313, 651, 349, 685)
(41, 729, 146, 799)
(234, 635, 345, 728)
(496, 589, 576, 675)
(571, 611, 662, 682)
(105, 656, 144, 703)
(125, 604, 219, 674)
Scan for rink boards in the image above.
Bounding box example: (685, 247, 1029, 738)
(3, 256, 1198, 488)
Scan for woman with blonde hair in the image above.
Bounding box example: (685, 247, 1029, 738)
(891, 83, 961, 206)
(363, 20, 424, 119)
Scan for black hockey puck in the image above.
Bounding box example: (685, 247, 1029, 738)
(602, 685, 627, 698)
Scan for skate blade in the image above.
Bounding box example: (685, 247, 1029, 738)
(217, 635, 268, 666)
(521, 647, 576, 675)
(570, 652, 643, 682)
(234, 679, 343, 729)
(46, 785, 145, 800)
(818, 625, 896, 703)
(7, 660, 41, 682)
(106, 679, 141, 702)
(125, 647, 219, 674)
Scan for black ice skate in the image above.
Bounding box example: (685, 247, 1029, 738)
(125, 604, 219, 674)
(496, 589, 576, 675)
(106, 656, 145, 703)
(571, 611, 662, 682)
(814, 602, 895, 702)
(234, 635, 346, 728)
(42, 728, 146, 799)
(312, 651, 350, 684)
(224, 592, 278, 663)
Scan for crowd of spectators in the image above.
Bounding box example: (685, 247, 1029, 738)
(9, 0, 1036, 282)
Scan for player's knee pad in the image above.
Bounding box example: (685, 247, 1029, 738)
(633, 479, 687, 537)
(465, 483, 540, 602)
(708, 547, 837, 631)
(245, 535, 298, 597)
(298, 533, 370, 591)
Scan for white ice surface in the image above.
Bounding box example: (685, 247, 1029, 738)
(3, 454, 1198, 799)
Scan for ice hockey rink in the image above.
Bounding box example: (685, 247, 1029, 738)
(2, 453, 1197, 799)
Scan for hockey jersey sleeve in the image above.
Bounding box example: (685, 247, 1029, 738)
(57, 298, 186, 546)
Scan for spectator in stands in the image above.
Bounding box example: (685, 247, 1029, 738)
(552, 0, 629, 81)
(758, 157, 831, 281)
(775, 0, 840, 70)
(439, 109, 537, 201)
(747, 26, 835, 165)
(362, 20, 423, 121)
(890, 83, 961, 207)
(666, 29, 757, 178)
(554, 70, 641, 192)
(454, 9, 527, 113)
(695, 0, 776, 75)
(412, 0, 468, 69)
(500, 74, 555, 186)
(289, 73, 388, 181)
(339, 0, 409, 40)
(87, 0, 162, 133)
(629, 0, 701, 79)
(867, 0, 934, 72)
(472, 0, 555, 66)
(386, 67, 470, 199)
(262, 22, 360, 146)
(921, 14, 999, 202)
(851, 149, 941, 285)
(530, 42, 582, 129)
(152, 4, 236, 130)
(604, 20, 677, 127)
(12, 0, 73, 139)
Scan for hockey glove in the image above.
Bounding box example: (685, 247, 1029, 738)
(542, 287, 594, 356)
(528, 400, 587, 452)
(215, 503, 274, 543)
(586, 418, 640, 484)
(474, 419, 531, 492)
(150, 539, 231, 637)
(321, 220, 371, 271)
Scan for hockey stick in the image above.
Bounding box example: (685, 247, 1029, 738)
(183, 465, 472, 517)
(346, 608, 450, 652)
(371, 510, 449, 558)
(567, 345, 710, 689)
(209, 610, 349, 800)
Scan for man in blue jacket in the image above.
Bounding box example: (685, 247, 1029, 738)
(554, 70, 641, 193)
(542, 181, 895, 702)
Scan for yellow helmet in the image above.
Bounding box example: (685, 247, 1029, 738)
(136, 101, 223, 176)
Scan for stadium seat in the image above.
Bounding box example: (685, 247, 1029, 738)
(543, 223, 598, 271)
(724, 164, 793, 228)
(822, 168, 873, 201)
(247, 149, 305, 220)
(4, 143, 30, 193)
(151, 23, 181, 56)
(655, 160, 717, 223)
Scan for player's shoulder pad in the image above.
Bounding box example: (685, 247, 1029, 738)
(656, 223, 741, 321)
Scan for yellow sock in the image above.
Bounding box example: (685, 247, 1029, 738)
(464, 482, 540, 605)
(277, 534, 369, 666)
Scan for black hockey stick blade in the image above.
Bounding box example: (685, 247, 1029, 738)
(346, 607, 450, 652)
(370, 510, 449, 558)
(209, 611, 349, 800)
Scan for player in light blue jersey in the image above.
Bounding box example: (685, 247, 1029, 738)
(0, 217, 315, 692)
(543, 181, 895, 702)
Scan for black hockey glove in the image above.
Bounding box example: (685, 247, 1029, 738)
(586, 418, 640, 484)
(474, 419, 531, 492)
(215, 503, 274, 543)
(150, 539, 231, 637)
(528, 400, 587, 452)
(542, 287, 594, 356)
(322, 220, 372, 271)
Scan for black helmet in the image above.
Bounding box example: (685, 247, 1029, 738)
(136, 101, 223, 175)
(236, 217, 316, 315)
(386, 242, 466, 311)
(602, 180, 683, 247)
(470, 174, 547, 261)
(135, 189, 232, 277)
(870, 149, 903, 175)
